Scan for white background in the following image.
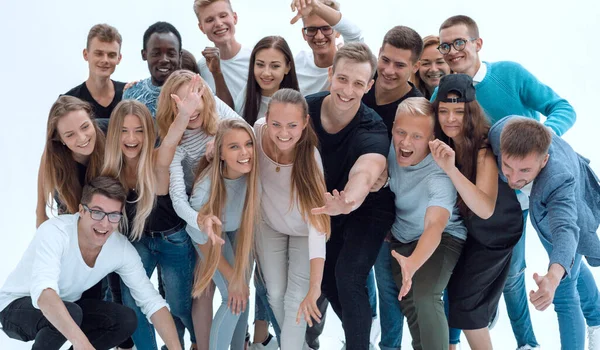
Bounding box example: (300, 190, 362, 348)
(0, 0, 599, 349)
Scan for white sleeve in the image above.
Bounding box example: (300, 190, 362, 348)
(308, 224, 327, 260)
(117, 241, 168, 321)
(215, 95, 242, 120)
(169, 146, 199, 229)
(185, 178, 211, 245)
(30, 221, 67, 309)
(333, 15, 364, 43)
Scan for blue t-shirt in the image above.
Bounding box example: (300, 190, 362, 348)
(122, 77, 161, 117)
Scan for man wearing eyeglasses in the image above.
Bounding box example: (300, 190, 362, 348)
(434, 15, 587, 350)
(0, 176, 182, 350)
(290, 0, 364, 96)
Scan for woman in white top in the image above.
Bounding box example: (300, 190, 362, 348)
(188, 118, 260, 350)
(254, 88, 330, 349)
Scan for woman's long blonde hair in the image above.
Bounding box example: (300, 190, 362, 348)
(192, 119, 260, 297)
(266, 89, 330, 237)
(156, 69, 219, 141)
(101, 100, 157, 240)
(42, 96, 105, 214)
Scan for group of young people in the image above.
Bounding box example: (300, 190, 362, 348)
(1, 1, 599, 350)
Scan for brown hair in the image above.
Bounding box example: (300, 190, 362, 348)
(266, 89, 331, 237)
(381, 26, 423, 64)
(42, 96, 106, 215)
(433, 99, 490, 216)
(412, 35, 442, 99)
(181, 49, 201, 74)
(81, 176, 127, 208)
(156, 70, 219, 141)
(193, 0, 233, 20)
(192, 119, 259, 297)
(439, 15, 480, 38)
(86, 24, 122, 49)
(332, 42, 377, 79)
(500, 117, 551, 159)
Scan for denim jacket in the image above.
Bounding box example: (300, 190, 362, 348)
(490, 116, 600, 276)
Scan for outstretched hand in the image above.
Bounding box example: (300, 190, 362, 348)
(311, 190, 355, 216)
(529, 272, 559, 311)
(429, 139, 456, 175)
(170, 74, 205, 123)
(197, 213, 225, 246)
(290, 0, 319, 24)
(391, 250, 416, 301)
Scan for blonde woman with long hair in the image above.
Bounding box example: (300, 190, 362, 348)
(157, 69, 241, 349)
(186, 118, 259, 350)
(102, 76, 205, 349)
(252, 89, 329, 349)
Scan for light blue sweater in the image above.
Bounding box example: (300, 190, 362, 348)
(433, 61, 576, 136)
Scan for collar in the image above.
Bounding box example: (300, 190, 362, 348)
(472, 61, 487, 84)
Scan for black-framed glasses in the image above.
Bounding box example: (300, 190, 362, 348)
(437, 38, 477, 55)
(82, 204, 123, 223)
(302, 25, 334, 37)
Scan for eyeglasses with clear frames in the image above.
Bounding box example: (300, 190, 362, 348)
(302, 25, 334, 37)
(437, 38, 478, 55)
(82, 204, 123, 223)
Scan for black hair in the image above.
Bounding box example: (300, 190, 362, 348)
(142, 21, 182, 52)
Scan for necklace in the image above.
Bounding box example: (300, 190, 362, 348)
(274, 146, 281, 172)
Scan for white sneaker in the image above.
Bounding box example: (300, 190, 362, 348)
(250, 335, 279, 350)
(589, 325, 600, 350)
(516, 345, 540, 350)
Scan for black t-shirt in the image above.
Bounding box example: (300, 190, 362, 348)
(64, 80, 126, 133)
(125, 190, 184, 235)
(362, 76, 423, 140)
(306, 91, 394, 214)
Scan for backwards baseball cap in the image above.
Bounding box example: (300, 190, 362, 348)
(435, 73, 476, 103)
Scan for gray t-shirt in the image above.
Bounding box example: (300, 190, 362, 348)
(387, 146, 467, 243)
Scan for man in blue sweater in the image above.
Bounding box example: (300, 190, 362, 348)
(489, 116, 600, 350)
(435, 15, 598, 350)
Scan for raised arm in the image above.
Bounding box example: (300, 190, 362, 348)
(202, 47, 234, 109)
(429, 140, 498, 219)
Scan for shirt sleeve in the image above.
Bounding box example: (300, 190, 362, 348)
(215, 95, 242, 120)
(169, 146, 199, 230)
(30, 221, 68, 309)
(333, 14, 364, 43)
(355, 126, 390, 158)
(307, 224, 327, 260)
(117, 241, 168, 321)
(542, 172, 579, 277)
(515, 63, 576, 136)
(426, 171, 457, 220)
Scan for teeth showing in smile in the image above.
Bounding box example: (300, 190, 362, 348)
(125, 143, 138, 148)
(78, 140, 90, 148)
(314, 41, 327, 47)
(277, 137, 291, 142)
(450, 57, 461, 62)
(93, 228, 108, 235)
(427, 72, 444, 78)
(190, 114, 199, 121)
(339, 95, 351, 102)
(214, 28, 228, 35)
(400, 148, 413, 157)
(238, 159, 250, 164)
(158, 68, 170, 72)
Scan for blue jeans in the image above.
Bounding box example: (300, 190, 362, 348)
(367, 268, 378, 320)
(443, 291, 461, 345)
(539, 235, 600, 349)
(502, 210, 539, 348)
(373, 240, 404, 350)
(121, 228, 197, 350)
(254, 265, 281, 343)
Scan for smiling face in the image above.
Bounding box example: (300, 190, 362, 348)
(501, 153, 548, 190)
(78, 194, 122, 249)
(302, 14, 338, 58)
(174, 81, 205, 130)
(328, 58, 374, 113)
(197, 0, 238, 45)
(254, 48, 290, 97)
(56, 109, 97, 159)
(220, 128, 254, 179)
(437, 98, 465, 139)
(439, 24, 481, 76)
(84, 38, 121, 79)
(265, 102, 307, 153)
(392, 113, 434, 166)
(143, 32, 181, 86)
(376, 44, 419, 93)
(121, 114, 144, 160)
(419, 45, 450, 92)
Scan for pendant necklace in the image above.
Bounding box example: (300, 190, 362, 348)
(274, 146, 281, 173)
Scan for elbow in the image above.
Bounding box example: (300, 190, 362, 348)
(476, 202, 496, 220)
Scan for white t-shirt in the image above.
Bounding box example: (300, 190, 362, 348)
(0, 214, 167, 320)
(198, 46, 252, 102)
(234, 90, 271, 121)
(296, 15, 364, 96)
(254, 118, 326, 260)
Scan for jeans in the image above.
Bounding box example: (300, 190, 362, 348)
(0, 296, 137, 350)
(254, 264, 282, 342)
(373, 239, 404, 350)
(503, 210, 539, 348)
(322, 204, 394, 350)
(121, 228, 197, 350)
(443, 291, 461, 345)
(255, 222, 310, 349)
(539, 235, 600, 349)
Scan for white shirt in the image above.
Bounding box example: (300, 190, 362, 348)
(472, 61, 488, 84)
(254, 118, 326, 260)
(0, 214, 167, 320)
(296, 15, 364, 96)
(198, 46, 252, 101)
(234, 91, 271, 121)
